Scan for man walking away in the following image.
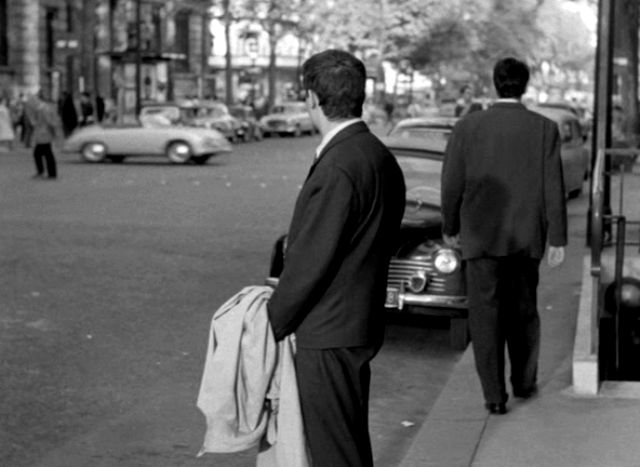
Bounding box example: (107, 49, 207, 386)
(267, 49, 406, 466)
(31, 90, 61, 180)
(441, 57, 567, 415)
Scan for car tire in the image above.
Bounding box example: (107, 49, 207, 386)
(166, 141, 192, 164)
(81, 142, 107, 162)
(192, 155, 210, 165)
(108, 156, 125, 163)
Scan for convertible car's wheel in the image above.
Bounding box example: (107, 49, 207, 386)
(81, 142, 107, 162)
(166, 141, 192, 164)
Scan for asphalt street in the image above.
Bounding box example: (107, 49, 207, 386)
(0, 134, 462, 467)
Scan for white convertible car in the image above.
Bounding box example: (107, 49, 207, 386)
(63, 115, 232, 165)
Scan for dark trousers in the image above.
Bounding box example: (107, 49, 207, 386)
(295, 346, 377, 467)
(33, 143, 57, 178)
(465, 257, 540, 404)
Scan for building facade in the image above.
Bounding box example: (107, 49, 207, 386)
(0, 0, 314, 113)
(0, 0, 209, 113)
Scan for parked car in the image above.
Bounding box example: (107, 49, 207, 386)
(387, 117, 458, 152)
(189, 101, 245, 142)
(63, 114, 232, 164)
(391, 108, 590, 198)
(530, 106, 591, 197)
(381, 135, 469, 349)
(266, 135, 469, 350)
(260, 101, 316, 137)
(229, 104, 263, 141)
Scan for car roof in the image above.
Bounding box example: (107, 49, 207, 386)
(392, 116, 458, 129)
(529, 105, 577, 123)
(381, 135, 446, 156)
(537, 101, 579, 114)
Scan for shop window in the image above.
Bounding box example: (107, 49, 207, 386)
(45, 8, 57, 68)
(175, 10, 190, 72)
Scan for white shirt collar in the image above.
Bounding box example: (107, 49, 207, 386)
(315, 118, 362, 160)
(496, 98, 520, 104)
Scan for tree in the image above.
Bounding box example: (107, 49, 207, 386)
(239, 0, 313, 108)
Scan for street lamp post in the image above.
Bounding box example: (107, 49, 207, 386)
(245, 35, 259, 105)
(135, 0, 142, 116)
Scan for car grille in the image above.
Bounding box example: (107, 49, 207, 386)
(387, 258, 448, 293)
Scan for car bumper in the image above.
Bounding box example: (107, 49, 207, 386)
(194, 138, 232, 154)
(265, 277, 467, 312)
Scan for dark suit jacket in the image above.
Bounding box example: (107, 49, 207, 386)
(267, 121, 406, 349)
(441, 102, 567, 260)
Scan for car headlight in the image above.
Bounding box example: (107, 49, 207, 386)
(433, 248, 460, 274)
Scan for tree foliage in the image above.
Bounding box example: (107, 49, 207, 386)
(300, 0, 596, 87)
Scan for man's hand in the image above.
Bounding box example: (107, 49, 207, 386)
(547, 246, 565, 268)
(443, 234, 460, 248)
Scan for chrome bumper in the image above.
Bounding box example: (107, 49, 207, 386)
(388, 290, 467, 310)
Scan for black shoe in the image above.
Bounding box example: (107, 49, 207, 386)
(485, 402, 508, 415)
(513, 386, 538, 399)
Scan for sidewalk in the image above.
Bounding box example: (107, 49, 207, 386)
(400, 170, 640, 467)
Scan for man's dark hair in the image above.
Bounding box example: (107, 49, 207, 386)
(302, 49, 366, 120)
(493, 57, 530, 98)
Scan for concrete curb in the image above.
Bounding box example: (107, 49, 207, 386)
(399, 348, 487, 467)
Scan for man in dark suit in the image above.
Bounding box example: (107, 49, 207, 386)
(441, 57, 567, 415)
(267, 49, 406, 466)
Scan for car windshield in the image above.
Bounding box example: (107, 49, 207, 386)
(140, 106, 180, 122)
(394, 150, 443, 207)
(388, 126, 452, 152)
(208, 108, 228, 118)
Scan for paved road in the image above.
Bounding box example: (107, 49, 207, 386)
(0, 136, 461, 467)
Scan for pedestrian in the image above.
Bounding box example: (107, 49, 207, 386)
(383, 99, 394, 125)
(21, 93, 36, 148)
(79, 91, 94, 126)
(267, 49, 406, 467)
(441, 57, 567, 415)
(0, 96, 15, 151)
(59, 91, 78, 137)
(95, 94, 105, 122)
(31, 89, 61, 179)
(9, 94, 25, 142)
(454, 84, 483, 117)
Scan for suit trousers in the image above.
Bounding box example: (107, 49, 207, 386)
(33, 143, 57, 178)
(295, 346, 377, 467)
(465, 256, 541, 404)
